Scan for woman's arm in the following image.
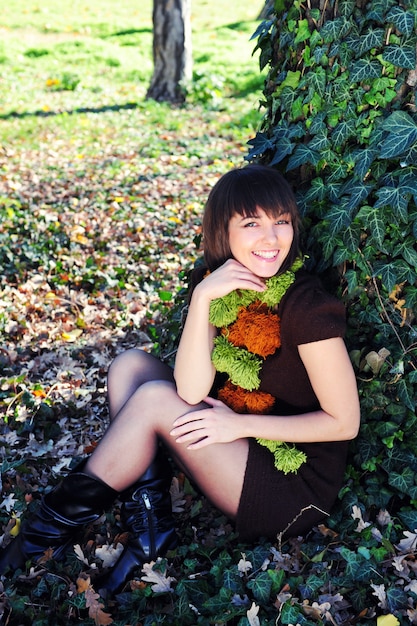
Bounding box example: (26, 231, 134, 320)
(174, 260, 266, 405)
(171, 336, 360, 447)
(173, 285, 218, 404)
(242, 337, 360, 442)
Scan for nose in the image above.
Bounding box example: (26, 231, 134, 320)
(262, 223, 279, 244)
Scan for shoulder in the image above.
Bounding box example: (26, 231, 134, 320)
(280, 270, 346, 344)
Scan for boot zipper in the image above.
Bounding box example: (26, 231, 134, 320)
(142, 491, 156, 559)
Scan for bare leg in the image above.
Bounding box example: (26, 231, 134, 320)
(86, 378, 248, 519)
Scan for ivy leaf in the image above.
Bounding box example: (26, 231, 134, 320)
(353, 147, 379, 178)
(247, 572, 272, 604)
(349, 59, 381, 82)
(374, 186, 410, 223)
(177, 579, 210, 610)
(308, 66, 327, 97)
(400, 172, 417, 195)
(281, 87, 296, 112)
(280, 601, 303, 624)
(397, 379, 416, 412)
(339, 547, 363, 579)
(402, 143, 417, 165)
(386, 6, 416, 37)
(270, 137, 294, 165)
(398, 509, 417, 531)
(246, 132, 274, 160)
(309, 131, 330, 152)
(344, 182, 373, 211)
(382, 110, 417, 136)
(327, 162, 349, 182)
(332, 118, 356, 147)
(383, 45, 417, 70)
(357, 206, 385, 247)
(386, 587, 409, 612)
(286, 144, 319, 170)
(388, 466, 415, 495)
(373, 262, 398, 293)
(203, 587, 234, 613)
(223, 568, 242, 592)
(299, 574, 325, 599)
(405, 286, 417, 309)
(320, 17, 351, 43)
(294, 19, 311, 45)
(309, 111, 327, 134)
(342, 223, 361, 251)
(302, 177, 326, 202)
(347, 28, 384, 55)
(327, 202, 353, 235)
(379, 111, 417, 158)
(345, 268, 358, 293)
(395, 240, 417, 269)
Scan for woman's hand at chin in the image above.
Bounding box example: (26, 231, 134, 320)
(195, 259, 266, 303)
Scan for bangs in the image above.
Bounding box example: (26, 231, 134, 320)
(235, 202, 289, 220)
(226, 167, 297, 221)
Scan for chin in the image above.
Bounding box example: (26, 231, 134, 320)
(255, 267, 280, 279)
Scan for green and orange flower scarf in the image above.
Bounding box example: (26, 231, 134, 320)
(209, 257, 307, 474)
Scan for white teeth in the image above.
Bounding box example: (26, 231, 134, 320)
(253, 251, 277, 259)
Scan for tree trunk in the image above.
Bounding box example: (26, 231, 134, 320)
(146, 0, 192, 103)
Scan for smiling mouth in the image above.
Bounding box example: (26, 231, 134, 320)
(253, 250, 279, 260)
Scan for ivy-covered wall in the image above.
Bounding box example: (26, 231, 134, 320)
(249, 0, 417, 531)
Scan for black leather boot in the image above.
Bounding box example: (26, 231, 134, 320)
(98, 450, 177, 595)
(0, 461, 118, 574)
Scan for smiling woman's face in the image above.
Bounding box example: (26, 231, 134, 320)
(228, 207, 294, 278)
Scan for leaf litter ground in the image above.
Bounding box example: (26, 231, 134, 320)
(0, 101, 273, 624)
(0, 103, 413, 626)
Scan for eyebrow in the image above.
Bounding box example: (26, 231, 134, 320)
(238, 213, 261, 221)
(237, 211, 291, 222)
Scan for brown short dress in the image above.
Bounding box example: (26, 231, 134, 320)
(232, 271, 349, 541)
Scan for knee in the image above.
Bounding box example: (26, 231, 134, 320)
(108, 349, 150, 380)
(137, 379, 177, 403)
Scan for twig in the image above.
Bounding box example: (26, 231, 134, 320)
(276, 504, 329, 551)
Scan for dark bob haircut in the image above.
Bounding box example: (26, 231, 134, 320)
(202, 164, 301, 273)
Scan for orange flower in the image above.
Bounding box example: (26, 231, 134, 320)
(218, 380, 275, 414)
(225, 302, 281, 357)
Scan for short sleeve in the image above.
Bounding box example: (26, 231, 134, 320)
(280, 273, 346, 347)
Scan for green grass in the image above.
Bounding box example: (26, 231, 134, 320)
(0, 0, 263, 149)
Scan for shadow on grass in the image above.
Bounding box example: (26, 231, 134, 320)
(0, 102, 140, 120)
(103, 28, 153, 38)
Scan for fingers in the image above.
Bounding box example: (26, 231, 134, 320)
(169, 416, 209, 448)
(170, 413, 204, 439)
(220, 260, 266, 290)
(170, 404, 236, 448)
(201, 260, 266, 300)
